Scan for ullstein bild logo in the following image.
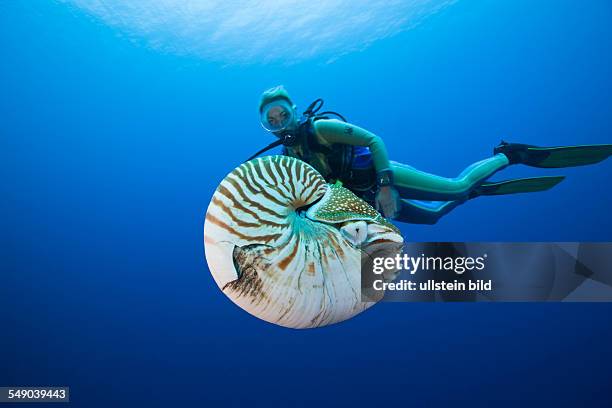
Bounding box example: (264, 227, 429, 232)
(364, 243, 612, 302)
(372, 253, 488, 276)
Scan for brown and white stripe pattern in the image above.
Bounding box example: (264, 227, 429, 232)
(204, 155, 403, 329)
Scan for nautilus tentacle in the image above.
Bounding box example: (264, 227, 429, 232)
(204, 156, 403, 329)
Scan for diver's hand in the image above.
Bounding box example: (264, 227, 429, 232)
(375, 186, 400, 219)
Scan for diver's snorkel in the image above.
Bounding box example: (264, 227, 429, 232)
(245, 120, 304, 161)
(244, 123, 302, 162)
(245, 98, 299, 162)
(244, 138, 286, 162)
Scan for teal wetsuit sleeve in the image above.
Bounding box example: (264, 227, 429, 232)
(391, 154, 510, 201)
(313, 119, 391, 173)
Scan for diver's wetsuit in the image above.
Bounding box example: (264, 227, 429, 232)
(285, 118, 510, 225)
(390, 157, 509, 224)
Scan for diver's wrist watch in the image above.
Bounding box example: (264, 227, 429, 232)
(376, 170, 394, 187)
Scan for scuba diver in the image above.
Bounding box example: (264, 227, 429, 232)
(250, 85, 612, 224)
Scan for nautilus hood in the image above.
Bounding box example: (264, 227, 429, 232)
(305, 182, 400, 233)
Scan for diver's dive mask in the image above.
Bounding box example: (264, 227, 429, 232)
(247, 97, 346, 162)
(260, 99, 296, 134)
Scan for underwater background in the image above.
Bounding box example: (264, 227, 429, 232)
(2, 0, 612, 406)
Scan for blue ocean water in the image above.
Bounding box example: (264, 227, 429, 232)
(1, 1, 611, 406)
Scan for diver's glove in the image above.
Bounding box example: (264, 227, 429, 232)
(375, 170, 400, 219)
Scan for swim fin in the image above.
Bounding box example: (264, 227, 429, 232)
(472, 176, 565, 197)
(494, 141, 612, 168)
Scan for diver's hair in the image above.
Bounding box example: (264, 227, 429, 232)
(259, 85, 292, 112)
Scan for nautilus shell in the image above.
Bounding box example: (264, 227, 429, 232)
(204, 156, 404, 329)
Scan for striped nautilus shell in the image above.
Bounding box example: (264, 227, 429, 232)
(204, 156, 404, 329)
